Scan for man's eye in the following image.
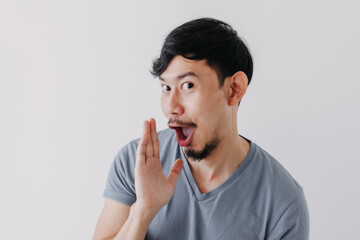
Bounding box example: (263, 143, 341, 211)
(182, 82, 194, 90)
(162, 85, 171, 91)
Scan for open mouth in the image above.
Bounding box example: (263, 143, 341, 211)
(170, 126, 195, 146)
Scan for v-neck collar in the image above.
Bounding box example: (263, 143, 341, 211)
(179, 137, 256, 201)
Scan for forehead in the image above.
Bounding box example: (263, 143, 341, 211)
(160, 55, 217, 82)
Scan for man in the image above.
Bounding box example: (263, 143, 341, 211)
(93, 18, 309, 240)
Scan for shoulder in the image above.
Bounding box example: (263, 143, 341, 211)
(157, 128, 177, 146)
(104, 129, 178, 203)
(250, 142, 303, 200)
(247, 141, 309, 237)
(157, 128, 178, 155)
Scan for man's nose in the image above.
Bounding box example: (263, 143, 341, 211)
(168, 89, 184, 116)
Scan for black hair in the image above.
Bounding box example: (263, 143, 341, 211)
(151, 18, 253, 86)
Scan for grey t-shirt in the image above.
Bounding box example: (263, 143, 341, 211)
(104, 129, 309, 240)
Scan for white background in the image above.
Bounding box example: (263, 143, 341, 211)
(1, 0, 359, 239)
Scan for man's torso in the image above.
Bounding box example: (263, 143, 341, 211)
(104, 129, 309, 240)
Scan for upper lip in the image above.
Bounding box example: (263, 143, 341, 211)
(168, 119, 196, 128)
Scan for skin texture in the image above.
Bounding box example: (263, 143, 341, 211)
(160, 56, 250, 193)
(160, 56, 230, 159)
(93, 55, 250, 239)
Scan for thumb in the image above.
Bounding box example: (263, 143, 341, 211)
(167, 159, 183, 186)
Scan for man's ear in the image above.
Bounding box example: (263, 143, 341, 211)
(226, 71, 248, 106)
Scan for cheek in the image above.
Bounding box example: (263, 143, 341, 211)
(160, 94, 167, 116)
(188, 97, 212, 124)
(196, 93, 228, 122)
(199, 91, 224, 111)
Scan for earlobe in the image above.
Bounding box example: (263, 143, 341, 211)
(228, 71, 248, 106)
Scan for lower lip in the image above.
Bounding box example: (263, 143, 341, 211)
(175, 128, 194, 146)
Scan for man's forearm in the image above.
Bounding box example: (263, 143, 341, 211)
(113, 202, 158, 240)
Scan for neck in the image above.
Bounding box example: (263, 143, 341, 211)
(185, 131, 250, 193)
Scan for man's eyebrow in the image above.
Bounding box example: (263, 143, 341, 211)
(159, 72, 198, 82)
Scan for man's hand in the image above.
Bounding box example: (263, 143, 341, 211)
(134, 118, 183, 217)
(94, 118, 183, 240)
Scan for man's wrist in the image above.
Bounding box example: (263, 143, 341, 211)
(129, 202, 159, 226)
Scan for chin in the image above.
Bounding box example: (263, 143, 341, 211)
(183, 137, 219, 161)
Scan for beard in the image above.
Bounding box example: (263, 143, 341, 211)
(183, 133, 220, 161)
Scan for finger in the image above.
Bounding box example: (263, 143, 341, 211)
(145, 119, 154, 161)
(136, 121, 149, 165)
(167, 159, 183, 187)
(150, 118, 160, 159)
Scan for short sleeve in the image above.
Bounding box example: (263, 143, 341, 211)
(267, 190, 310, 240)
(103, 140, 139, 206)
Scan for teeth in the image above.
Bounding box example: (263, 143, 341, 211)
(182, 127, 193, 138)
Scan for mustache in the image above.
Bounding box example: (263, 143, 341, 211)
(168, 118, 197, 128)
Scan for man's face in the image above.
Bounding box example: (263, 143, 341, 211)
(160, 56, 231, 161)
